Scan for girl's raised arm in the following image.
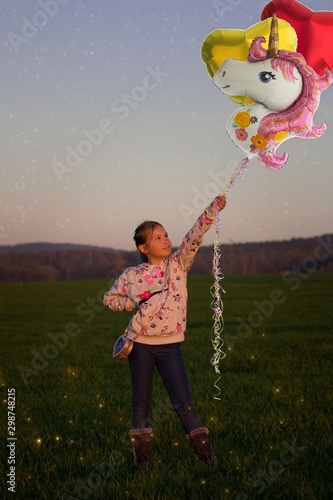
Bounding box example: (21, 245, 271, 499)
(176, 195, 226, 272)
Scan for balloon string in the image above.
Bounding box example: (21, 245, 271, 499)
(210, 157, 250, 400)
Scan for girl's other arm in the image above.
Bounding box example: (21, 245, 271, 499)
(103, 275, 136, 312)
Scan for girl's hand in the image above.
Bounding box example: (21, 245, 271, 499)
(211, 195, 226, 212)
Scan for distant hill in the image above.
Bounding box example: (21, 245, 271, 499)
(0, 235, 332, 281)
(0, 242, 118, 254)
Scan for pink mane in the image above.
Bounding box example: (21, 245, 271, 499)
(248, 37, 332, 169)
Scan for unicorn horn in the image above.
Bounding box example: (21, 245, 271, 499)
(267, 13, 279, 58)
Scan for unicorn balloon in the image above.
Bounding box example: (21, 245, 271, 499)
(206, 15, 332, 169)
(200, 8, 333, 401)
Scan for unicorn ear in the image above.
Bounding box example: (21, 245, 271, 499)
(267, 13, 279, 58)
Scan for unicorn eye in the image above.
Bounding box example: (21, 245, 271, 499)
(258, 71, 276, 83)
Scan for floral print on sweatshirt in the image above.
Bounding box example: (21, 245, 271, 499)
(103, 206, 217, 342)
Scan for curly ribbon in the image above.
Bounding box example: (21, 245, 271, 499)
(210, 157, 250, 400)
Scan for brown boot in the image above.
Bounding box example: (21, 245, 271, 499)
(186, 427, 217, 465)
(129, 427, 153, 468)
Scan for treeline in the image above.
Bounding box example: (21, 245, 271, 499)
(0, 235, 332, 282)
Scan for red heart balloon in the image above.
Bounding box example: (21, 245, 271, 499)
(261, 0, 333, 75)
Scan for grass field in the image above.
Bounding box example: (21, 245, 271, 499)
(0, 274, 332, 499)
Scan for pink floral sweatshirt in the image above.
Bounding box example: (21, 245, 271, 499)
(103, 204, 218, 345)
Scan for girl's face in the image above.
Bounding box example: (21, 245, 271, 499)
(139, 225, 172, 265)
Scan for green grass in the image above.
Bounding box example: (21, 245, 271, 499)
(0, 274, 332, 499)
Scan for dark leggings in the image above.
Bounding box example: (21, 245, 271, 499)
(128, 342, 202, 433)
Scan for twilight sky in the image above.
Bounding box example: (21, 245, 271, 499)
(1, 0, 332, 251)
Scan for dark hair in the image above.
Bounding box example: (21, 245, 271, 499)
(133, 220, 162, 263)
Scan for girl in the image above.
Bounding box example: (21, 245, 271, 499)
(103, 195, 227, 468)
